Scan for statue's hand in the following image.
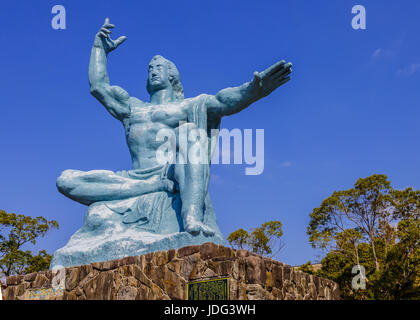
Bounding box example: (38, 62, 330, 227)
(251, 60, 292, 98)
(94, 18, 127, 54)
(159, 179, 176, 193)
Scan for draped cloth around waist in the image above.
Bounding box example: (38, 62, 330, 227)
(101, 165, 172, 230)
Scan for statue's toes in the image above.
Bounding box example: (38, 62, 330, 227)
(188, 221, 215, 236)
(183, 215, 215, 236)
(184, 223, 201, 235)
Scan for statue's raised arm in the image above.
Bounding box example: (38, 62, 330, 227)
(89, 18, 131, 120)
(206, 60, 292, 118)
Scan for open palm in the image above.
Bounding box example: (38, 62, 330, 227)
(252, 60, 292, 98)
(95, 18, 127, 53)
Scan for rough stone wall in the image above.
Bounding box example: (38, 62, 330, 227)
(3, 243, 340, 300)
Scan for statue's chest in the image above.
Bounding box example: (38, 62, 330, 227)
(129, 109, 151, 123)
(130, 104, 187, 126)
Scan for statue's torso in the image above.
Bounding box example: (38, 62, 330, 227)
(123, 97, 192, 170)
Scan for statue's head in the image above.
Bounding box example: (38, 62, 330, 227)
(146, 55, 184, 101)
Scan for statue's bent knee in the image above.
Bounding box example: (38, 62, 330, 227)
(56, 169, 79, 194)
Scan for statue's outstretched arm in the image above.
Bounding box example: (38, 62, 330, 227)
(89, 18, 130, 120)
(207, 60, 292, 118)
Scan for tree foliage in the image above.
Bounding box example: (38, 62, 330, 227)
(228, 220, 284, 257)
(306, 174, 420, 299)
(227, 228, 249, 250)
(297, 261, 315, 275)
(0, 210, 59, 276)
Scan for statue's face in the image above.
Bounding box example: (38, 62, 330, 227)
(148, 59, 171, 92)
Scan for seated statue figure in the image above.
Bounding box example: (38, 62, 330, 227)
(50, 18, 292, 268)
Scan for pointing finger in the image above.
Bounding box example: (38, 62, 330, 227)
(103, 17, 115, 29)
(114, 36, 127, 47)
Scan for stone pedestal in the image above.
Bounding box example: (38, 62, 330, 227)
(3, 243, 340, 300)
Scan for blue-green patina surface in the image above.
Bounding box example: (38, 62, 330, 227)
(50, 18, 292, 268)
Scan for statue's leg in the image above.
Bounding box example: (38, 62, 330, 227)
(56, 169, 174, 206)
(174, 123, 214, 236)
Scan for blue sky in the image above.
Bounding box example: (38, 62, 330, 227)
(0, 0, 419, 266)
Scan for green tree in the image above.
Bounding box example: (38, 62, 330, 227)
(250, 221, 284, 257)
(297, 261, 315, 275)
(307, 174, 394, 271)
(392, 187, 420, 220)
(0, 210, 59, 276)
(307, 174, 420, 300)
(333, 229, 364, 266)
(374, 218, 420, 299)
(317, 243, 377, 300)
(25, 250, 54, 274)
(228, 220, 284, 258)
(227, 228, 249, 250)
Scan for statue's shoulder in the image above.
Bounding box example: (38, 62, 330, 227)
(183, 93, 212, 105)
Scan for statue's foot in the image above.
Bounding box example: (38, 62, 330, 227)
(183, 215, 215, 236)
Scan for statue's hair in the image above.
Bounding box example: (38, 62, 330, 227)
(146, 55, 184, 101)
